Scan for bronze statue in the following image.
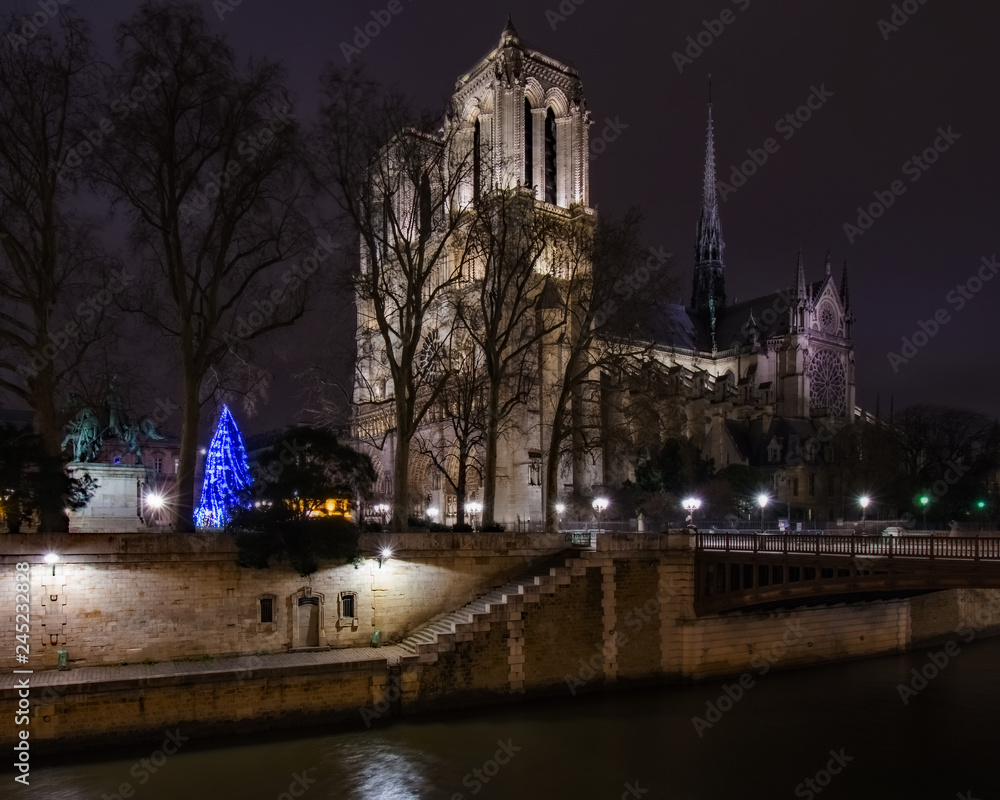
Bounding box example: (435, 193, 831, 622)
(61, 408, 103, 462)
(63, 378, 165, 464)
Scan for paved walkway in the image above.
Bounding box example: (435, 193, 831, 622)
(0, 644, 412, 690)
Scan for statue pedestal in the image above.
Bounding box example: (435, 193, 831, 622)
(67, 463, 148, 533)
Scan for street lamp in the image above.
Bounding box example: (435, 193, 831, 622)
(592, 497, 609, 530)
(682, 497, 702, 527)
(919, 495, 930, 530)
(44, 552, 59, 576)
(466, 501, 482, 530)
(859, 495, 870, 527)
(378, 547, 392, 568)
(555, 503, 566, 530)
(757, 493, 769, 531)
(426, 506, 439, 521)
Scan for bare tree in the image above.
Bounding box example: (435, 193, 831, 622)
(0, 10, 110, 530)
(95, 2, 315, 530)
(538, 210, 676, 531)
(414, 332, 488, 526)
(312, 67, 475, 532)
(459, 187, 559, 527)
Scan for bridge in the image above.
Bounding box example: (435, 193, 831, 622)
(694, 533, 1000, 614)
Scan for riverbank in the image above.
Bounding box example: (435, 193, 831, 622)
(17, 636, 1000, 800)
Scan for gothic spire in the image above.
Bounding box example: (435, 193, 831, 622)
(697, 104, 723, 263)
(840, 259, 852, 311)
(500, 15, 519, 45)
(825, 248, 832, 276)
(691, 88, 726, 318)
(793, 248, 807, 301)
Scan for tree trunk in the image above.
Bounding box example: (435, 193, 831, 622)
(392, 432, 410, 533)
(175, 369, 201, 532)
(543, 414, 563, 533)
(32, 362, 68, 533)
(482, 381, 501, 526)
(456, 442, 468, 526)
(391, 394, 412, 533)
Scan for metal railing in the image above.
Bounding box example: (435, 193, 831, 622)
(696, 533, 1000, 561)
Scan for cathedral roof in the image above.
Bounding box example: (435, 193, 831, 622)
(642, 302, 703, 352)
(647, 290, 795, 354)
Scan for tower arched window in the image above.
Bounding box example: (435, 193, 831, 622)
(524, 99, 533, 188)
(419, 172, 432, 240)
(544, 108, 556, 205)
(473, 118, 482, 203)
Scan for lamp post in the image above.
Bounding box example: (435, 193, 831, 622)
(555, 503, 565, 531)
(859, 495, 870, 531)
(44, 552, 59, 577)
(592, 497, 609, 531)
(466, 501, 482, 530)
(427, 506, 440, 523)
(919, 495, 929, 531)
(757, 493, 769, 532)
(682, 497, 702, 528)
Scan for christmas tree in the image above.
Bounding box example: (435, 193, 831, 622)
(194, 405, 251, 527)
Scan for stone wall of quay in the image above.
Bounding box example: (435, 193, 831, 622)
(0, 531, 570, 671)
(3, 532, 1000, 753)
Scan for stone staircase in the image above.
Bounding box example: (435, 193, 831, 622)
(396, 550, 582, 657)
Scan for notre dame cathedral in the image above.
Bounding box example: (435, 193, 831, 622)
(354, 20, 859, 526)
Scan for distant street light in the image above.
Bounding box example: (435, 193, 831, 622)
(44, 552, 59, 576)
(592, 497, 609, 530)
(555, 503, 566, 530)
(682, 497, 702, 527)
(466, 501, 482, 530)
(859, 495, 870, 526)
(919, 495, 930, 530)
(427, 506, 440, 521)
(757, 493, 769, 531)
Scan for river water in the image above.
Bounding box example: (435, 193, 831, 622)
(15, 637, 1000, 800)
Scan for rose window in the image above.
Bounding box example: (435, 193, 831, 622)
(808, 349, 846, 415)
(818, 301, 839, 334)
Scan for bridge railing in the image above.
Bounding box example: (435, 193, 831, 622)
(696, 533, 1000, 561)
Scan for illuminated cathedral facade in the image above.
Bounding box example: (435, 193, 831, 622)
(354, 21, 859, 526)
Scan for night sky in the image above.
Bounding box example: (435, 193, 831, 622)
(13, 0, 1000, 432)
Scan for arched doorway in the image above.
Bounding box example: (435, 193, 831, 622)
(291, 587, 326, 650)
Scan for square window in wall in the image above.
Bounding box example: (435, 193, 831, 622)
(259, 597, 274, 624)
(341, 592, 357, 620)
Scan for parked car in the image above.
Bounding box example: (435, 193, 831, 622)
(881, 526, 931, 537)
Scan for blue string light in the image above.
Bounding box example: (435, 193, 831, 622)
(194, 404, 251, 527)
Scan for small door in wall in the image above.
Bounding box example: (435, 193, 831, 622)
(298, 596, 320, 647)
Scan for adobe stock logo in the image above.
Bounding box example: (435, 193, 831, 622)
(886, 255, 998, 373)
(842, 126, 960, 244)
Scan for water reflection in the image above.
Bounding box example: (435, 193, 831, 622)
(19, 637, 1000, 800)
